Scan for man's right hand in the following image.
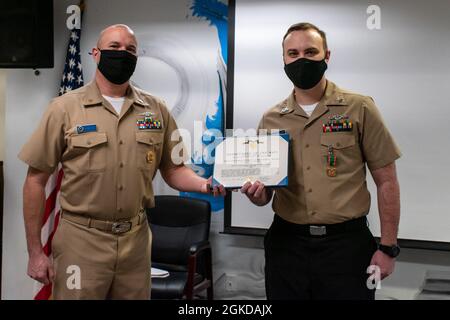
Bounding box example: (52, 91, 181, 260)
(27, 251, 55, 285)
(240, 180, 273, 206)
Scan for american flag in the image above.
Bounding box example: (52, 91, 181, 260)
(33, 25, 84, 300)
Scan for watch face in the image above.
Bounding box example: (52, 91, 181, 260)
(392, 246, 400, 257)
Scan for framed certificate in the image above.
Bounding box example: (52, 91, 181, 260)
(212, 133, 289, 188)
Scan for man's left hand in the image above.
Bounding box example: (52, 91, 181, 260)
(370, 250, 395, 280)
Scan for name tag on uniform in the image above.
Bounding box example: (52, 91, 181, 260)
(76, 124, 97, 134)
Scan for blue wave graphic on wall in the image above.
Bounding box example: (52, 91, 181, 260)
(191, 0, 228, 64)
(181, 0, 228, 212)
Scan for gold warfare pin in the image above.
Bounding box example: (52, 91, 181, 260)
(146, 150, 155, 164)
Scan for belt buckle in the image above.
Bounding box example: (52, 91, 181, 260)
(111, 221, 132, 234)
(309, 225, 326, 236)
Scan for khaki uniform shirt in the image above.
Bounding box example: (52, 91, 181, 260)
(19, 81, 182, 220)
(259, 81, 401, 224)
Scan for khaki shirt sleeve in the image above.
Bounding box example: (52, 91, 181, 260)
(360, 97, 401, 170)
(18, 99, 67, 173)
(159, 101, 186, 171)
(257, 114, 266, 132)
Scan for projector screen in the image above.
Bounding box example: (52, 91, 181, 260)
(224, 0, 450, 249)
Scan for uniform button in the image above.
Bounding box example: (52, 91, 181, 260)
(119, 140, 124, 145)
(86, 140, 91, 145)
(118, 208, 122, 212)
(118, 185, 123, 191)
(305, 144, 310, 148)
(336, 142, 341, 147)
(306, 166, 311, 170)
(119, 162, 124, 168)
(308, 188, 313, 193)
(310, 211, 316, 215)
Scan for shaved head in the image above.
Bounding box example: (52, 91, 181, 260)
(96, 24, 137, 49)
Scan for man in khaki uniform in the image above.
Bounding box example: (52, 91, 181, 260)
(20, 24, 224, 299)
(242, 22, 401, 300)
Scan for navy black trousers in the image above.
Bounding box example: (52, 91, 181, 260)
(264, 215, 378, 300)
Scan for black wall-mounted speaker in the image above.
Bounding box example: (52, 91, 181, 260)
(0, 0, 54, 68)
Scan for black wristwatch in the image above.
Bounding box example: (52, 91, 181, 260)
(378, 244, 401, 258)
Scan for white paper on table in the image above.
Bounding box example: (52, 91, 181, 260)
(151, 267, 170, 278)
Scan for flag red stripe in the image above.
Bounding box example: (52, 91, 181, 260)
(42, 169, 63, 226)
(34, 284, 52, 300)
(42, 211, 61, 256)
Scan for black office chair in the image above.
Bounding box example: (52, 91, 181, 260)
(146, 195, 213, 300)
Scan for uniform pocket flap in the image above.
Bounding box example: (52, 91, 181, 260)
(136, 131, 163, 145)
(71, 132, 108, 148)
(320, 134, 355, 149)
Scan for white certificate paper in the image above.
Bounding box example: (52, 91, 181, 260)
(213, 134, 289, 188)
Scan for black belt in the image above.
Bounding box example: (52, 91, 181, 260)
(272, 214, 368, 237)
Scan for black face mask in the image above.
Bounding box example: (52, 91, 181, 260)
(97, 49, 137, 85)
(284, 57, 328, 90)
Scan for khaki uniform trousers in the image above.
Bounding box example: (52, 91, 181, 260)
(51, 214, 152, 300)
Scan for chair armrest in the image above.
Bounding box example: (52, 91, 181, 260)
(186, 240, 213, 299)
(189, 240, 211, 256)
